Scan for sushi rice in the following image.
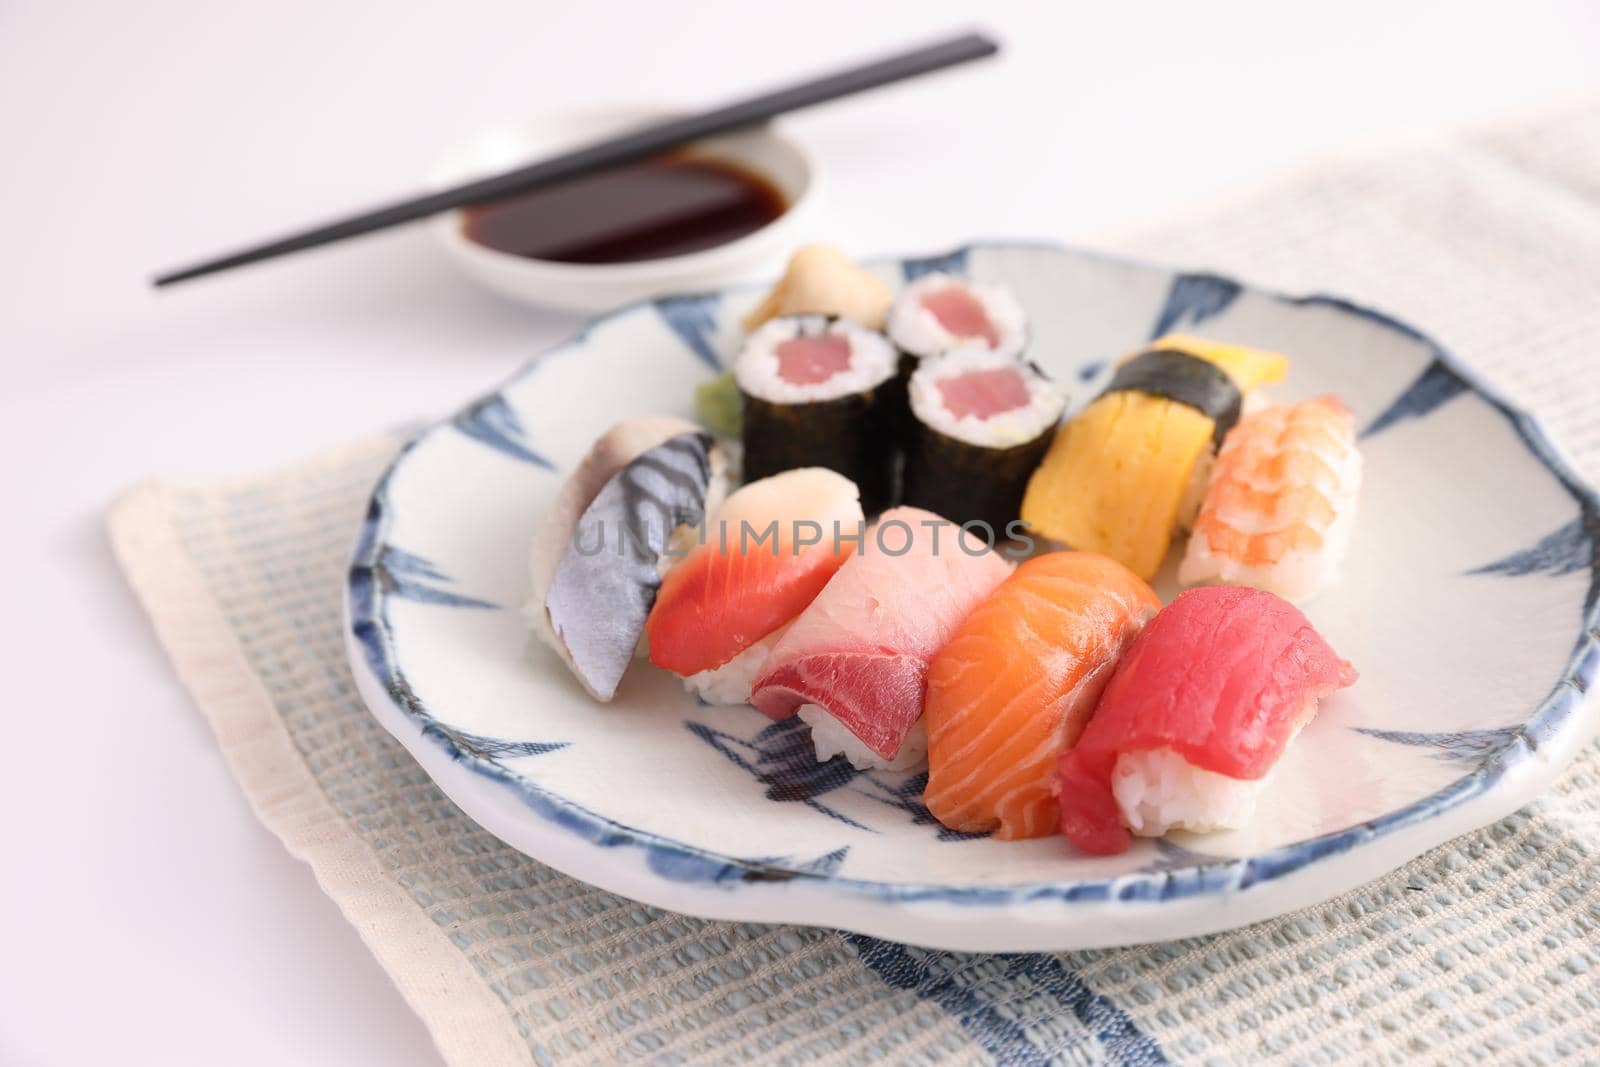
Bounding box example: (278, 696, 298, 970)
(908, 344, 1063, 448)
(682, 628, 787, 706)
(1110, 746, 1273, 836)
(734, 315, 896, 405)
(887, 272, 1027, 360)
(800, 705, 929, 772)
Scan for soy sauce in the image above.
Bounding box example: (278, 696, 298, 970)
(461, 154, 788, 264)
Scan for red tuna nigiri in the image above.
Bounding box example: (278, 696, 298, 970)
(1058, 586, 1356, 855)
(647, 468, 862, 684)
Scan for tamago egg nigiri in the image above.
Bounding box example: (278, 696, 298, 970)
(1021, 335, 1289, 580)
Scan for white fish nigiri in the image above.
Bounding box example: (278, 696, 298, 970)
(749, 506, 1012, 770)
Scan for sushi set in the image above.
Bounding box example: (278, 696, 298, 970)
(346, 242, 1600, 950)
(529, 245, 1367, 854)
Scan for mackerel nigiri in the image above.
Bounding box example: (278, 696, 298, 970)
(647, 468, 863, 704)
(537, 425, 728, 701)
(750, 507, 1012, 771)
(923, 553, 1159, 839)
(1058, 586, 1356, 855)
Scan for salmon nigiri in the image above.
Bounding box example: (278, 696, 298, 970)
(750, 507, 1012, 771)
(647, 468, 862, 704)
(1058, 586, 1356, 855)
(1180, 395, 1362, 603)
(923, 552, 1159, 839)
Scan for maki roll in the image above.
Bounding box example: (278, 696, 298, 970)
(1180, 396, 1363, 602)
(736, 314, 898, 514)
(886, 272, 1027, 364)
(902, 345, 1065, 534)
(1057, 586, 1356, 855)
(1020, 334, 1290, 580)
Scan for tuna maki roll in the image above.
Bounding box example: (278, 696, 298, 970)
(736, 314, 898, 514)
(887, 272, 1028, 364)
(901, 345, 1065, 536)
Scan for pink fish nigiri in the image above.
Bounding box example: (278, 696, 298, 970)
(1058, 586, 1356, 855)
(750, 506, 1012, 770)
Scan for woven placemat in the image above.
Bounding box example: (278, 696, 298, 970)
(111, 97, 1600, 1065)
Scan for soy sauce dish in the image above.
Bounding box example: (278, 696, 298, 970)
(432, 113, 821, 310)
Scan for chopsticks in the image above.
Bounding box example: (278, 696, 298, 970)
(152, 31, 1000, 288)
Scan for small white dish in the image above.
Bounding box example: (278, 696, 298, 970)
(431, 108, 823, 311)
(346, 242, 1600, 951)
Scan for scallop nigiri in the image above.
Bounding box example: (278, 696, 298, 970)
(646, 467, 862, 704)
(750, 507, 1012, 771)
(923, 552, 1159, 839)
(1058, 586, 1356, 855)
(1180, 395, 1362, 602)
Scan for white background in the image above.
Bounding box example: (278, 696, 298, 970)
(3, 1, 1596, 1063)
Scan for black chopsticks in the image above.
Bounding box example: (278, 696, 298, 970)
(152, 31, 999, 288)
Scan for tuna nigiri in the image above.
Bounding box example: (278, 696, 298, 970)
(1180, 395, 1362, 602)
(923, 552, 1159, 839)
(750, 507, 1012, 771)
(1058, 586, 1357, 855)
(647, 467, 863, 704)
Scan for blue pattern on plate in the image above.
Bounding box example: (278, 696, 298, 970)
(648, 846, 851, 885)
(843, 935, 1170, 1065)
(434, 731, 569, 761)
(1148, 272, 1241, 339)
(1356, 726, 1522, 766)
(687, 717, 871, 830)
(655, 292, 723, 371)
(372, 545, 498, 610)
(1468, 509, 1600, 615)
(348, 244, 1600, 914)
(901, 247, 970, 281)
(453, 395, 554, 469)
(1362, 357, 1471, 437)
(1137, 838, 1230, 875)
(1077, 360, 1108, 383)
(854, 771, 992, 842)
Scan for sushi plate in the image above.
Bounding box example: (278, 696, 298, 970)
(345, 242, 1600, 952)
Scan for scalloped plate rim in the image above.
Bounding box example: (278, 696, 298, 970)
(343, 240, 1600, 951)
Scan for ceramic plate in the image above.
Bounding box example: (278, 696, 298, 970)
(345, 243, 1600, 952)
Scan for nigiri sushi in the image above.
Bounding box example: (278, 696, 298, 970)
(647, 468, 863, 704)
(749, 507, 1012, 771)
(923, 552, 1159, 839)
(536, 425, 728, 701)
(1057, 586, 1357, 855)
(742, 243, 894, 333)
(1180, 396, 1362, 602)
(1020, 335, 1290, 580)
